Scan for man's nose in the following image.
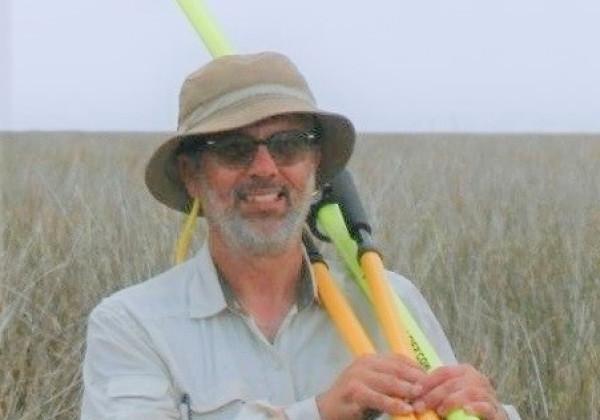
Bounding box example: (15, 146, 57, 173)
(247, 144, 278, 177)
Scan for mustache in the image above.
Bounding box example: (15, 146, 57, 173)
(234, 178, 290, 200)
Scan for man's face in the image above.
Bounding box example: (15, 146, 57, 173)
(182, 115, 320, 256)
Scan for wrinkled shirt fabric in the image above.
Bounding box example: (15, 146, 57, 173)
(81, 243, 520, 419)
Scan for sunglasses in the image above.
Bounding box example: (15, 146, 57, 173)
(186, 129, 319, 168)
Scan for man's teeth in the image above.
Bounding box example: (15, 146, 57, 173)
(245, 192, 280, 203)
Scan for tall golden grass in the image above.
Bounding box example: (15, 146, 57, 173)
(1, 132, 599, 419)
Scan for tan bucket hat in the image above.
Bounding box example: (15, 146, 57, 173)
(145, 51, 355, 214)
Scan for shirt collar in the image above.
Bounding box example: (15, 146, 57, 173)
(188, 242, 319, 319)
(188, 243, 228, 319)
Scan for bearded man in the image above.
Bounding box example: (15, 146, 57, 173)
(81, 52, 520, 420)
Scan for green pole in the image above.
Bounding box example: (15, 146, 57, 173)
(175, 0, 233, 57)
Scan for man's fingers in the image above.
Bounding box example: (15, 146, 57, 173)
(413, 377, 464, 412)
(435, 387, 492, 416)
(353, 381, 414, 415)
(366, 354, 428, 384)
(413, 376, 499, 418)
(320, 354, 427, 419)
(399, 363, 503, 418)
(361, 370, 422, 400)
(417, 364, 492, 396)
(464, 401, 507, 420)
(417, 365, 464, 393)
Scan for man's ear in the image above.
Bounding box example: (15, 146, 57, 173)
(177, 155, 202, 198)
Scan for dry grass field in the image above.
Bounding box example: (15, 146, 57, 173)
(1, 131, 599, 419)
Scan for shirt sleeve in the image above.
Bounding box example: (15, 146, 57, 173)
(81, 299, 180, 420)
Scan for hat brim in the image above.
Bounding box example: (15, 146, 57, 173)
(145, 95, 355, 214)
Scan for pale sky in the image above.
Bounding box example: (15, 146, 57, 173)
(2, 0, 600, 132)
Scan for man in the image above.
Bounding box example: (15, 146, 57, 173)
(82, 52, 520, 419)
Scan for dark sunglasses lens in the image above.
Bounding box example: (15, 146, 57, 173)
(268, 131, 315, 164)
(210, 136, 257, 166)
(204, 131, 316, 167)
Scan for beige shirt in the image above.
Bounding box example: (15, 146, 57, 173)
(81, 243, 520, 419)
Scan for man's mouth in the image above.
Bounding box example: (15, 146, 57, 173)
(243, 192, 282, 203)
(236, 187, 289, 204)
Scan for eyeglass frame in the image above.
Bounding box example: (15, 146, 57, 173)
(176, 128, 321, 168)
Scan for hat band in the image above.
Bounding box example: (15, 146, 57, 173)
(179, 84, 315, 132)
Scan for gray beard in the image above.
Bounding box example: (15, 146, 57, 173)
(200, 174, 315, 257)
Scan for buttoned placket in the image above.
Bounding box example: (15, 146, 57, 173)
(229, 300, 300, 404)
(208, 247, 320, 406)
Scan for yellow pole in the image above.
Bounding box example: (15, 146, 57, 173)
(313, 260, 417, 420)
(360, 251, 441, 420)
(174, 198, 201, 264)
(313, 261, 376, 356)
(172, 0, 233, 263)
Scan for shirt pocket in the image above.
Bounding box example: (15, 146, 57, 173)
(107, 375, 170, 400)
(106, 375, 176, 420)
(188, 380, 253, 420)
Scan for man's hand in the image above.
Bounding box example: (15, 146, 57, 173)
(412, 364, 508, 420)
(316, 354, 427, 420)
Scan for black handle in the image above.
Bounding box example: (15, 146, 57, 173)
(328, 169, 372, 239)
(308, 169, 375, 247)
